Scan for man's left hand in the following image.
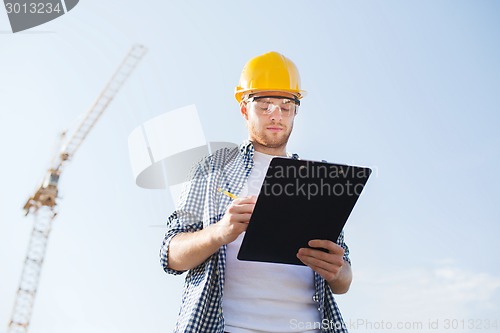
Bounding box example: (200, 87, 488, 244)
(297, 239, 344, 282)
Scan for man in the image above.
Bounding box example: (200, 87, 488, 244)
(160, 51, 352, 332)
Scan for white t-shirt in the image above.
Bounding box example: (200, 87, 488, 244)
(223, 151, 321, 333)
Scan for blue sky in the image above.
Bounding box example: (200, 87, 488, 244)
(1, 1, 499, 332)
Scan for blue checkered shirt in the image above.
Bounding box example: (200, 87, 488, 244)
(160, 140, 351, 333)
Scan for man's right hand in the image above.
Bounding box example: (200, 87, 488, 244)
(167, 196, 256, 271)
(214, 196, 257, 245)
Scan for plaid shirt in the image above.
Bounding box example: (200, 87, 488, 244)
(160, 140, 350, 333)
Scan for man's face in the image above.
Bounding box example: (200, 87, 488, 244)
(241, 91, 298, 151)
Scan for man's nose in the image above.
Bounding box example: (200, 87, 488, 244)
(268, 104, 283, 120)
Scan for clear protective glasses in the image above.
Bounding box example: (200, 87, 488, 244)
(246, 95, 300, 117)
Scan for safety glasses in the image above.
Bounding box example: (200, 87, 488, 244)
(246, 95, 300, 117)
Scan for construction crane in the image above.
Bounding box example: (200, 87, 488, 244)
(7, 44, 147, 333)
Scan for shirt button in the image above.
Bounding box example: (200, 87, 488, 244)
(312, 294, 319, 302)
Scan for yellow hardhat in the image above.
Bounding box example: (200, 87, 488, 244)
(235, 51, 306, 103)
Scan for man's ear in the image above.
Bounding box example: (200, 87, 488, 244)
(240, 101, 249, 120)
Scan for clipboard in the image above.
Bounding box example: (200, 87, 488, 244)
(237, 157, 371, 266)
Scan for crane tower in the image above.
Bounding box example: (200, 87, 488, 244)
(7, 44, 147, 333)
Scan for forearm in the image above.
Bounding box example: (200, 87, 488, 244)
(167, 224, 224, 271)
(327, 260, 352, 294)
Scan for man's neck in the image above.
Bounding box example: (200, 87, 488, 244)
(251, 141, 287, 157)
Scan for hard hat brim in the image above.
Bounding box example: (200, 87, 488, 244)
(235, 88, 306, 103)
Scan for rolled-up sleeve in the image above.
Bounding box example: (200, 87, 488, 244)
(159, 160, 209, 275)
(316, 230, 351, 332)
(336, 230, 351, 265)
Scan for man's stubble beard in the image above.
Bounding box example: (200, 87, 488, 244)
(249, 121, 294, 149)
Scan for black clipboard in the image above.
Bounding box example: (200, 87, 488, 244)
(237, 157, 371, 266)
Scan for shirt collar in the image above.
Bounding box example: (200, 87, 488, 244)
(239, 140, 255, 169)
(239, 140, 254, 156)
